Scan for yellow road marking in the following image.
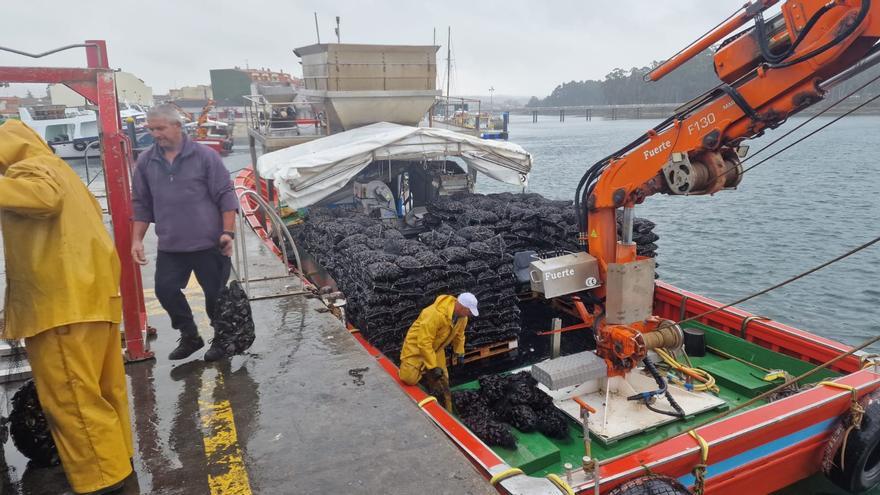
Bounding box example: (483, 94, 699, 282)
(199, 370, 253, 495)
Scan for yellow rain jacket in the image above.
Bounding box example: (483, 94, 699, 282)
(0, 120, 121, 339)
(0, 121, 132, 493)
(398, 295, 467, 385)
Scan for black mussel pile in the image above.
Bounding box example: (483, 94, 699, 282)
(288, 192, 659, 359)
(289, 206, 521, 358)
(9, 380, 59, 466)
(425, 192, 659, 258)
(451, 371, 569, 448)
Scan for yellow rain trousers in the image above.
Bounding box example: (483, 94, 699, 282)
(0, 120, 132, 493)
(26, 322, 134, 493)
(398, 295, 468, 386)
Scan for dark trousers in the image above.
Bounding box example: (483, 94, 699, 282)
(155, 248, 231, 338)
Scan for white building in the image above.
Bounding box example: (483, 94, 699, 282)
(49, 71, 153, 107)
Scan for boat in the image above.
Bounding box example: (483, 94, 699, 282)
(232, 14, 880, 493)
(186, 119, 234, 156)
(18, 105, 99, 159)
(167, 100, 234, 155)
(19, 102, 148, 159)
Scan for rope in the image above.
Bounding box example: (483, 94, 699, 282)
(634, 332, 880, 463)
(741, 89, 880, 176)
(706, 67, 880, 187)
(656, 235, 880, 334)
(818, 382, 866, 472)
(688, 430, 710, 495)
(545, 473, 576, 495)
(489, 467, 524, 485)
(417, 396, 437, 408)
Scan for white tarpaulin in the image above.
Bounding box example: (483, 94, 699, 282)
(256, 122, 532, 209)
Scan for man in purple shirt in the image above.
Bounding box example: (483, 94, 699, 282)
(131, 104, 239, 361)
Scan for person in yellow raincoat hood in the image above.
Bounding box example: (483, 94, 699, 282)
(0, 120, 133, 494)
(399, 293, 478, 409)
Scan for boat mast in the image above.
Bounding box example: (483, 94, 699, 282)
(446, 27, 451, 99)
(314, 12, 321, 43)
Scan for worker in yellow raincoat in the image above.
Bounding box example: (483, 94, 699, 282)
(0, 121, 132, 494)
(399, 293, 479, 409)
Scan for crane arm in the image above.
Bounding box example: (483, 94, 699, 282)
(580, 0, 880, 375)
(586, 0, 879, 269)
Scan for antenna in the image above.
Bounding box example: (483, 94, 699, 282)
(335, 16, 341, 43)
(314, 12, 321, 43)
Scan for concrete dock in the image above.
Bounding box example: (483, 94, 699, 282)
(1, 214, 493, 494)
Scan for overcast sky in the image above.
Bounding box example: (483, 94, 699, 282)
(1, 0, 750, 99)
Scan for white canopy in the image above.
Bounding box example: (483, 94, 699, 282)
(256, 122, 532, 209)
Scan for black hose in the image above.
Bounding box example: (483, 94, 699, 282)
(769, 0, 870, 69)
(628, 356, 686, 419)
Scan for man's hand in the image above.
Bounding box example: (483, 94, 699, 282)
(426, 367, 444, 380)
(131, 240, 147, 265)
(219, 233, 234, 257)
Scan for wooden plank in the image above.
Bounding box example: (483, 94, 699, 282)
(459, 339, 518, 364)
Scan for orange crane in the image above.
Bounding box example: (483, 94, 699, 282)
(195, 98, 215, 139)
(565, 0, 880, 375)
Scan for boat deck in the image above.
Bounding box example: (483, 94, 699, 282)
(1, 225, 493, 494)
(452, 323, 842, 479)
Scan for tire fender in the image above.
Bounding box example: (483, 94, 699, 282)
(823, 390, 880, 493)
(73, 140, 87, 152)
(607, 474, 691, 495)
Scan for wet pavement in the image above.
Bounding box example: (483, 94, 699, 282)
(2, 220, 493, 494)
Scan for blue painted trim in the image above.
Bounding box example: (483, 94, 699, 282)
(677, 418, 835, 487)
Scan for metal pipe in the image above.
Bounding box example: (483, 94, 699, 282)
(645, 1, 779, 82)
(551, 318, 562, 359)
(234, 187, 305, 291)
(0, 43, 96, 59)
(238, 209, 251, 297)
(621, 206, 635, 244)
(819, 43, 880, 92)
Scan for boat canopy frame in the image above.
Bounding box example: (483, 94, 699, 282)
(256, 121, 533, 209)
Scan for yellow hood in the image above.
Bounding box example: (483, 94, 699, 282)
(0, 120, 54, 173)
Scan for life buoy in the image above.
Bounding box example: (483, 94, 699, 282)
(73, 141, 87, 152)
(823, 390, 880, 493)
(607, 474, 691, 495)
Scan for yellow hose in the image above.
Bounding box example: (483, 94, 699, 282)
(655, 348, 719, 394)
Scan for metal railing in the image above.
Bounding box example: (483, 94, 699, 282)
(242, 94, 327, 139)
(233, 186, 306, 297)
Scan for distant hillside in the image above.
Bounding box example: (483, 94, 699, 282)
(528, 49, 718, 107)
(528, 47, 880, 108)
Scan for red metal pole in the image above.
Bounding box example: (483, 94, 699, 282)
(86, 41, 153, 361)
(0, 41, 153, 361)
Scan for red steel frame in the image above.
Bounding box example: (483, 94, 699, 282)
(0, 40, 152, 361)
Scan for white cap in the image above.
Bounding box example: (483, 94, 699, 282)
(457, 292, 479, 317)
